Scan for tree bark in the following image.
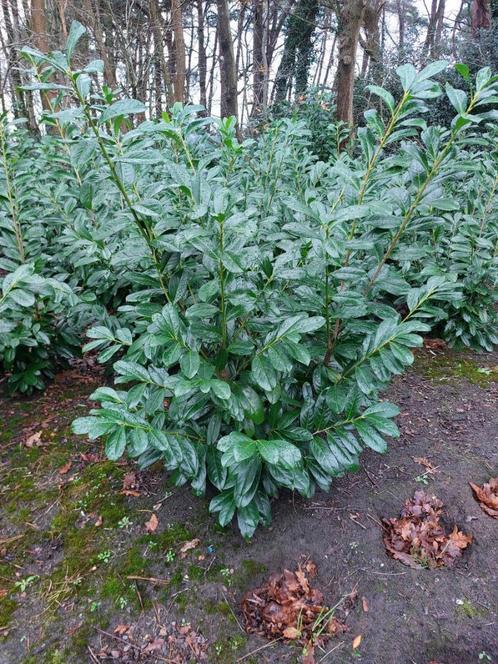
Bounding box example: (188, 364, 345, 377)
(216, 0, 238, 120)
(88, 0, 117, 87)
(171, 0, 186, 102)
(360, 0, 384, 82)
(334, 0, 366, 125)
(423, 0, 445, 58)
(149, 0, 174, 106)
(197, 0, 207, 110)
(252, 0, 264, 115)
(30, 0, 56, 114)
(274, 0, 318, 103)
(471, 0, 492, 34)
(396, 0, 405, 50)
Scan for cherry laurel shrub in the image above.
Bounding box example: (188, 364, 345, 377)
(6, 22, 498, 535)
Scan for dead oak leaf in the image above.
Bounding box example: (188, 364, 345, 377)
(113, 624, 130, 635)
(25, 431, 42, 448)
(383, 491, 471, 569)
(283, 626, 301, 640)
(179, 538, 200, 558)
(121, 471, 141, 497)
(413, 456, 438, 474)
(295, 569, 310, 594)
(144, 638, 165, 653)
(448, 525, 472, 549)
(58, 460, 73, 475)
(241, 560, 346, 648)
(327, 617, 347, 636)
(144, 513, 159, 533)
(469, 478, 498, 519)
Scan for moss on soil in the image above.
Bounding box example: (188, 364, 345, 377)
(416, 352, 498, 386)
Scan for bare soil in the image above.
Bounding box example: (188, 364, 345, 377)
(0, 347, 497, 664)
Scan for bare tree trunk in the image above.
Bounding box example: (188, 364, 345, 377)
(171, 0, 185, 102)
(423, 0, 445, 58)
(9, 0, 37, 130)
(31, 0, 56, 113)
(252, 0, 264, 115)
(149, 0, 174, 106)
(360, 0, 384, 82)
(207, 25, 218, 115)
(322, 30, 337, 87)
(2, 0, 23, 119)
(396, 0, 405, 51)
(334, 0, 366, 125)
(471, 0, 491, 34)
(434, 0, 446, 50)
(197, 0, 207, 110)
(313, 7, 331, 86)
(84, 0, 116, 88)
(216, 0, 238, 120)
(451, 0, 466, 58)
(154, 55, 162, 117)
(186, 9, 195, 101)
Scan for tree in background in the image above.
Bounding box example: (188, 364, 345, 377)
(0, 0, 498, 131)
(274, 0, 319, 103)
(216, 0, 238, 119)
(334, 0, 366, 125)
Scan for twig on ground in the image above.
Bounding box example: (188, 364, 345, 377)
(221, 592, 244, 632)
(349, 514, 367, 530)
(0, 534, 23, 546)
(318, 640, 345, 662)
(87, 645, 100, 664)
(236, 637, 283, 662)
(126, 575, 169, 586)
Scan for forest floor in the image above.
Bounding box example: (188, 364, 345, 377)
(0, 345, 497, 664)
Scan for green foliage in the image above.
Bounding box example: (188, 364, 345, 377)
(1, 23, 497, 535)
(265, 89, 350, 162)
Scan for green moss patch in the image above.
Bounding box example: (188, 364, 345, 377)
(415, 353, 498, 387)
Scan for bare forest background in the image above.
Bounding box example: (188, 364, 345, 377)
(0, 0, 497, 132)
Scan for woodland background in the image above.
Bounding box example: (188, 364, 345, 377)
(1, 0, 497, 130)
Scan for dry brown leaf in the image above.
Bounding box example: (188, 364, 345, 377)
(423, 338, 446, 351)
(94, 515, 103, 527)
(448, 525, 473, 549)
(283, 626, 301, 640)
(144, 513, 159, 533)
(144, 638, 165, 653)
(413, 457, 438, 474)
(179, 538, 200, 558)
(469, 478, 498, 519)
(79, 452, 101, 463)
(352, 634, 362, 650)
(295, 569, 310, 594)
(304, 560, 317, 578)
(383, 490, 471, 569)
(241, 561, 346, 648)
(361, 596, 369, 612)
(58, 460, 72, 475)
(113, 624, 130, 635)
(121, 472, 141, 497)
(25, 431, 42, 448)
(327, 617, 347, 636)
